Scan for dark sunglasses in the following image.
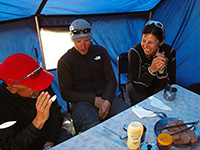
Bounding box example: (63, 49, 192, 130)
(9, 61, 43, 86)
(71, 28, 91, 34)
(145, 20, 164, 30)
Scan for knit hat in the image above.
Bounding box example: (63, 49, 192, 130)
(69, 19, 92, 41)
(0, 53, 54, 91)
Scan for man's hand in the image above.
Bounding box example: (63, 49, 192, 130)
(98, 100, 111, 120)
(43, 142, 54, 149)
(150, 52, 167, 73)
(32, 91, 52, 129)
(94, 97, 105, 109)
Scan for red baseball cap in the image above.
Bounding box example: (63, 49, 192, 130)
(0, 53, 54, 91)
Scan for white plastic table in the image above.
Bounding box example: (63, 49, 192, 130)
(51, 84, 200, 150)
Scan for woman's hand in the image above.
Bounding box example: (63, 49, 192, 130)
(150, 52, 167, 73)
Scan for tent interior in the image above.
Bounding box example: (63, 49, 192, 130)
(0, 0, 199, 112)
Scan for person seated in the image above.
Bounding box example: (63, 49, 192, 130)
(126, 20, 176, 106)
(57, 19, 129, 132)
(187, 83, 200, 95)
(0, 53, 71, 150)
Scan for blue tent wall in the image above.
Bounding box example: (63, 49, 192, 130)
(0, 19, 40, 61)
(0, 0, 199, 112)
(151, 0, 200, 87)
(0, 0, 161, 22)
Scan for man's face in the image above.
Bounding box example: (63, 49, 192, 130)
(12, 84, 40, 98)
(74, 38, 91, 55)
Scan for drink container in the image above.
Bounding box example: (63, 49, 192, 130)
(157, 133, 173, 150)
(127, 121, 144, 150)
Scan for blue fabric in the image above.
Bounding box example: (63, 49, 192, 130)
(42, 0, 160, 15)
(0, 19, 40, 62)
(151, 0, 200, 87)
(0, 0, 160, 22)
(0, 0, 42, 22)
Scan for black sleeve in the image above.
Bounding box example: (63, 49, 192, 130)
(128, 48, 156, 92)
(0, 86, 63, 150)
(43, 86, 63, 143)
(0, 122, 40, 150)
(101, 49, 117, 103)
(42, 101, 63, 144)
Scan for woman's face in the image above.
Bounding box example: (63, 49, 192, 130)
(141, 33, 163, 56)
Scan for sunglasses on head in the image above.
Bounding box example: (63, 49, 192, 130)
(71, 28, 91, 34)
(145, 20, 164, 30)
(9, 61, 43, 86)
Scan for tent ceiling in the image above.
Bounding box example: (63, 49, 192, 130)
(0, 0, 161, 23)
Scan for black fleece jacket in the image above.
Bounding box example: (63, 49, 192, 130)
(57, 44, 117, 105)
(127, 43, 176, 94)
(0, 83, 63, 150)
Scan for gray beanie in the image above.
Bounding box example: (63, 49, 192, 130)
(69, 19, 92, 41)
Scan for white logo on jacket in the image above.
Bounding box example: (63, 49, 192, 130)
(94, 56, 101, 60)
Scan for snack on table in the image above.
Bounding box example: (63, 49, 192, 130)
(176, 119, 188, 130)
(187, 130, 199, 143)
(167, 120, 180, 132)
(164, 119, 198, 145)
(180, 132, 191, 144)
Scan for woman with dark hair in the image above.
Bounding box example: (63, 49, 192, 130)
(126, 20, 176, 106)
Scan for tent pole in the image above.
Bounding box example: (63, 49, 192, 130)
(35, 0, 48, 15)
(34, 16, 46, 69)
(149, 11, 152, 20)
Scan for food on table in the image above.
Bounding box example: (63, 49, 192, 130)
(179, 132, 191, 144)
(187, 130, 199, 143)
(162, 119, 198, 145)
(167, 120, 180, 132)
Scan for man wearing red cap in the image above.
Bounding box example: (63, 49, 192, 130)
(0, 53, 70, 150)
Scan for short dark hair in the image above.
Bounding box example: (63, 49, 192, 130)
(142, 24, 164, 42)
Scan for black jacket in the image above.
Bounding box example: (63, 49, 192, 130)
(127, 43, 176, 94)
(0, 82, 63, 150)
(57, 44, 117, 105)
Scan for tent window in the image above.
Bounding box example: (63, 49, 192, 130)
(40, 27, 74, 70)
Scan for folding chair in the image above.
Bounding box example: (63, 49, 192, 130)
(117, 52, 128, 101)
(67, 101, 71, 113)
